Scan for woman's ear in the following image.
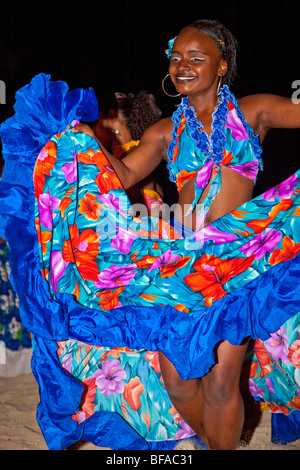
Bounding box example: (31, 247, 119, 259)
(218, 59, 228, 78)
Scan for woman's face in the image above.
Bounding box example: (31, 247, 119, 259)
(169, 28, 227, 97)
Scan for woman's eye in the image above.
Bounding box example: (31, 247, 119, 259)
(191, 57, 205, 62)
(170, 56, 180, 63)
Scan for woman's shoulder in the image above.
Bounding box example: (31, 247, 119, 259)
(238, 92, 299, 138)
(142, 116, 173, 142)
(237, 94, 274, 138)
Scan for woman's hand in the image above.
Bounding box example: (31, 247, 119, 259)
(72, 123, 96, 139)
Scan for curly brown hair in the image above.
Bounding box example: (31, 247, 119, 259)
(99, 91, 162, 141)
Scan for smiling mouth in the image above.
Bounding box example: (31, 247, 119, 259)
(176, 76, 196, 82)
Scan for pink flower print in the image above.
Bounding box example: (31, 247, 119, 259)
(249, 380, 265, 399)
(265, 377, 275, 394)
(240, 228, 281, 260)
(50, 251, 69, 292)
(228, 161, 259, 181)
(37, 149, 49, 161)
(38, 190, 61, 229)
(263, 173, 299, 202)
(196, 224, 237, 245)
(196, 160, 213, 189)
(288, 336, 300, 368)
(61, 354, 72, 374)
(61, 152, 78, 183)
(148, 249, 181, 272)
(98, 193, 128, 217)
(264, 326, 289, 364)
(110, 226, 138, 254)
(93, 359, 126, 398)
(224, 101, 249, 141)
(175, 421, 195, 439)
(94, 263, 137, 289)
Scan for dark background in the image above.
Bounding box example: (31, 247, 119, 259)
(0, 0, 299, 196)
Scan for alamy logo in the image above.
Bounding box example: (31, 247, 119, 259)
(0, 80, 6, 104)
(292, 80, 300, 104)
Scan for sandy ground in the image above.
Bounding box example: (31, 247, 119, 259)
(0, 373, 299, 451)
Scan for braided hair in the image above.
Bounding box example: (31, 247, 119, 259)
(180, 19, 238, 86)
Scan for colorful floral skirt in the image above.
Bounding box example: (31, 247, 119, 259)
(0, 74, 299, 449)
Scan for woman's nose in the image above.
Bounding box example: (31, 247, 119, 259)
(177, 59, 191, 71)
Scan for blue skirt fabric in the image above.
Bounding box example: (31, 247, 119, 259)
(0, 74, 300, 449)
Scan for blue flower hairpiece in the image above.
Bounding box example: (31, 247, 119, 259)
(165, 36, 177, 60)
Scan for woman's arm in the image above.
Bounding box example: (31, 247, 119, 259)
(239, 94, 300, 142)
(72, 120, 168, 189)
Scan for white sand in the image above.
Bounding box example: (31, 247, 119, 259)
(0, 373, 299, 451)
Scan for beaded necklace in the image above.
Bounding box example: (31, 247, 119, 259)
(166, 85, 263, 232)
(167, 85, 262, 183)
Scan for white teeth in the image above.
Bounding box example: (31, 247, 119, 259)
(177, 77, 195, 81)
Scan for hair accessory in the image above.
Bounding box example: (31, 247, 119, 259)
(216, 39, 225, 45)
(162, 74, 181, 98)
(165, 37, 177, 60)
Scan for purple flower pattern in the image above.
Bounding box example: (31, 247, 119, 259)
(94, 263, 137, 289)
(263, 173, 299, 202)
(224, 106, 249, 141)
(240, 228, 282, 260)
(93, 359, 126, 398)
(38, 190, 60, 229)
(148, 249, 181, 272)
(264, 326, 289, 364)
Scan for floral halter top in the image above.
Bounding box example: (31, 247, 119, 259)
(167, 85, 263, 230)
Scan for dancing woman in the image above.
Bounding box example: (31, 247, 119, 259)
(73, 20, 300, 449)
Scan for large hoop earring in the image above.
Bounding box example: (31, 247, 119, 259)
(217, 75, 223, 95)
(162, 74, 181, 98)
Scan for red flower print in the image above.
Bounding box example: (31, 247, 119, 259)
(253, 339, 274, 376)
(35, 219, 52, 255)
(142, 410, 151, 431)
(176, 170, 197, 192)
(78, 148, 123, 192)
(221, 149, 234, 165)
(246, 200, 294, 233)
(123, 377, 145, 411)
(269, 236, 300, 265)
(34, 141, 57, 199)
(97, 286, 125, 310)
(172, 115, 186, 164)
(145, 351, 161, 374)
(288, 334, 300, 369)
(184, 253, 255, 306)
(72, 377, 97, 423)
(59, 197, 72, 219)
(160, 255, 191, 278)
(78, 192, 101, 221)
(62, 224, 100, 282)
(287, 395, 300, 411)
(269, 403, 289, 415)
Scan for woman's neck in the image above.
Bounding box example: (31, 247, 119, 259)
(187, 86, 220, 115)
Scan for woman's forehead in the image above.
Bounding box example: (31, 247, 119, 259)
(173, 28, 219, 53)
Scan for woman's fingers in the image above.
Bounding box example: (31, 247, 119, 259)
(72, 123, 95, 138)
